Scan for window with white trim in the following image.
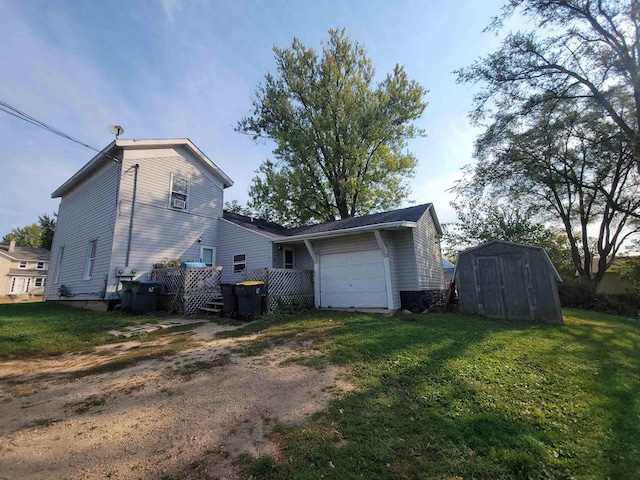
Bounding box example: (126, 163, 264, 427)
(53, 246, 64, 283)
(36, 261, 45, 270)
(35, 278, 44, 287)
(233, 253, 246, 273)
(83, 240, 97, 280)
(169, 173, 190, 211)
(283, 248, 295, 269)
(18, 261, 27, 269)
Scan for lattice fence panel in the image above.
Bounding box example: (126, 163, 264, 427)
(151, 266, 222, 315)
(243, 268, 314, 313)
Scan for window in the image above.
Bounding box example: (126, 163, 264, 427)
(233, 254, 246, 273)
(283, 248, 295, 269)
(18, 261, 27, 269)
(83, 240, 98, 280)
(200, 246, 216, 267)
(53, 246, 64, 283)
(35, 278, 44, 287)
(169, 173, 190, 211)
(36, 261, 45, 270)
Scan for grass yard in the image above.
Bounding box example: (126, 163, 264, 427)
(0, 303, 143, 358)
(225, 309, 640, 480)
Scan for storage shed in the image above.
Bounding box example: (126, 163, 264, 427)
(455, 240, 563, 323)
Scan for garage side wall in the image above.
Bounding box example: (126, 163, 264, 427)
(414, 211, 445, 291)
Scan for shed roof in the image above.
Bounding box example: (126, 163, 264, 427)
(458, 240, 562, 281)
(52, 138, 233, 198)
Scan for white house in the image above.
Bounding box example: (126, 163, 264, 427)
(0, 240, 50, 296)
(45, 138, 444, 312)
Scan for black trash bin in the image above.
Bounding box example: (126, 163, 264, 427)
(220, 283, 238, 317)
(235, 281, 264, 321)
(131, 280, 162, 314)
(120, 280, 134, 311)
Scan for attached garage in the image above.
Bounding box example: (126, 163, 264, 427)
(319, 250, 387, 308)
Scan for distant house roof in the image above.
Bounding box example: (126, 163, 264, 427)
(442, 258, 455, 270)
(223, 203, 441, 242)
(52, 138, 233, 198)
(8, 268, 48, 277)
(0, 244, 50, 262)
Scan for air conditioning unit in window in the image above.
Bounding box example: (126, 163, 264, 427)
(171, 198, 186, 210)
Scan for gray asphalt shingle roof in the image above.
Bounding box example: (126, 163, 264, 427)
(0, 244, 50, 262)
(223, 203, 435, 239)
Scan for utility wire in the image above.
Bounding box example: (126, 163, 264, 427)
(0, 99, 121, 162)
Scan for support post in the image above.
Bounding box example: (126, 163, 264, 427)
(304, 240, 321, 308)
(374, 230, 395, 310)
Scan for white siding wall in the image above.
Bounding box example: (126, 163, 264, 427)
(381, 231, 401, 309)
(271, 243, 314, 270)
(393, 228, 418, 291)
(313, 233, 379, 256)
(218, 220, 273, 283)
(0, 257, 12, 295)
(414, 211, 445, 290)
(44, 161, 119, 300)
(108, 146, 225, 293)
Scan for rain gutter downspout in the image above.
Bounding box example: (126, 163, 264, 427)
(125, 164, 139, 267)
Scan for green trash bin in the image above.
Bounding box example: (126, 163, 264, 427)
(235, 281, 264, 321)
(131, 281, 163, 314)
(120, 280, 134, 312)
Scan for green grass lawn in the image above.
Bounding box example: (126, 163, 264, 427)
(226, 308, 640, 480)
(0, 303, 141, 358)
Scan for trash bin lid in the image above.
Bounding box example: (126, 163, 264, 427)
(236, 281, 265, 286)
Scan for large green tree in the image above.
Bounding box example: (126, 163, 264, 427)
(454, 97, 640, 284)
(237, 28, 427, 226)
(457, 0, 640, 186)
(2, 213, 56, 249)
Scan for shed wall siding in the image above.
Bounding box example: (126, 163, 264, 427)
(44, 161, 119, 300)
(109, 147, 224, 293)
(218, 220, 272, 283)
(414, 211, 445, 290)
(393, 228, 418, 291)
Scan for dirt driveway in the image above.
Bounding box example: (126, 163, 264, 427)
(0, 320, 342, 479)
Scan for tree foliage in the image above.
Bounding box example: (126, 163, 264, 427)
(457, 0, 640, 181)
(2, 213, 56, 250)
(237, 28, 427, 226)
(454, 96, 640, 284)
(443, 199, 574, 277)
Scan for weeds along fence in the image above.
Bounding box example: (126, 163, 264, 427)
(242, 268, 314, 313)
(151, 266, 222, 315)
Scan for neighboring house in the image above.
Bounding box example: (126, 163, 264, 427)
(591, 256, 640, 295)
(442, 258, 455, 289)
(0, 240, 50, 296)
(44, 139, 233, 304)
(220, 203, 445, 311)
(456, 240, 563, 323)
(46, 138, 445, 311)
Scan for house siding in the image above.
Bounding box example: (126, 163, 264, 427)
(313, 233, 379, 256)
(108, 146, 224, 294)
(0, 257, 11, 294)
(414, 211, 445, 290)
(218, 220, 272, 283)
(44, 160, 119, 300)
(393, 228, 418, 291)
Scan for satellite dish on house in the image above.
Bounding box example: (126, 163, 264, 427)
(108, 125, 125, 139)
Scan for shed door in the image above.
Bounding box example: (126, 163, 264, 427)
(500, 255, 533, 320)
(319, 250, 387, 308)
(475, 257, 504, 318)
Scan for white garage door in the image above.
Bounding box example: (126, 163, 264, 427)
(319, 249, 387, 308)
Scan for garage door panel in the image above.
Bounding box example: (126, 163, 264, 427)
(320, 250, 387, 308)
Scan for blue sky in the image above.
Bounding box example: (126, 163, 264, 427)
(0, 0, 519, 238)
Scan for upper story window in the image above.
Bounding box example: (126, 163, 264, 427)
(36, 261, 46, 270)
(233, 254, 246, 274)
(18, 261, 27, 269)
(169, 174, 190, 212)
(83, 239, 97, 280)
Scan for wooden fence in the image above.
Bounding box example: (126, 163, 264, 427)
(242, 268, 314, 313)
(151, 266, 222, 315)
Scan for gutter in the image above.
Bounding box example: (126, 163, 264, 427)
(273, 221, 417, 244)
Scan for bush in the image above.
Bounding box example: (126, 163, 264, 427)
(558, 280, 639, 317)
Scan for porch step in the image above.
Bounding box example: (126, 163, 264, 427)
(199, 306, 222, 314)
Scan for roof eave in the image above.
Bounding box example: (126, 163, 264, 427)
(274, 221, 417, 243)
